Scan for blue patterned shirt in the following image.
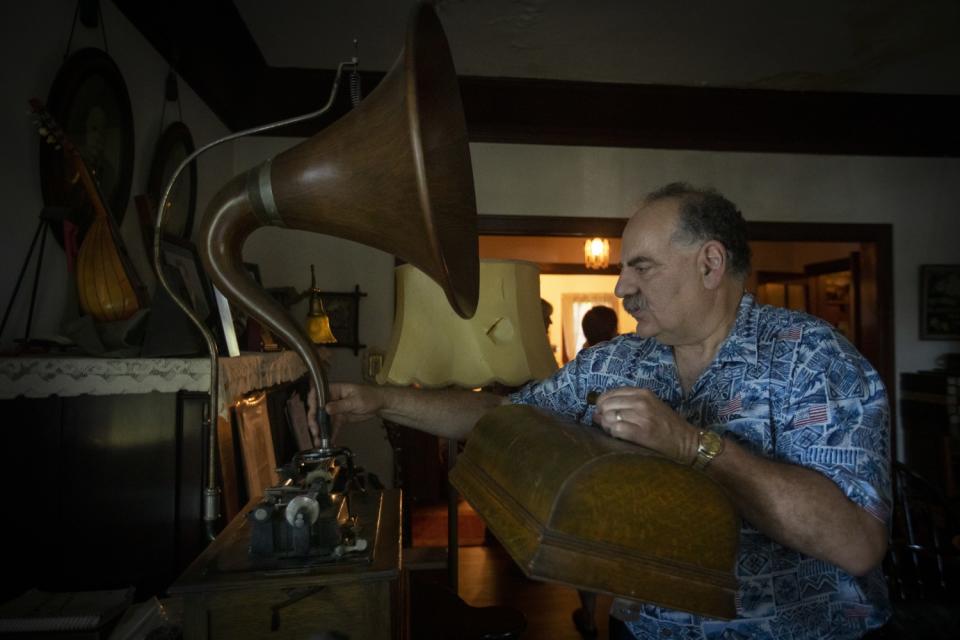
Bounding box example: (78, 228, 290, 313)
(510, 293, 891, 640)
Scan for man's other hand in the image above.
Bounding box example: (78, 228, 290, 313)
(593, 387, 700, 465)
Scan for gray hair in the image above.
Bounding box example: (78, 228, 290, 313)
(644, 182, 752, 278)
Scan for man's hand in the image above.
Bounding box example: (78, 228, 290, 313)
(306, 383, 504, 441)
(306, 383, 384, 431)
(327, 383, 386, 423)
(593, 389, 887, 576)
(594, 387, 700, 465)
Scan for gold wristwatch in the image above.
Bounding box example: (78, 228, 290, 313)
(692, 430, 724, 471)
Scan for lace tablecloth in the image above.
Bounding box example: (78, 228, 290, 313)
(0, 352, 307, 416)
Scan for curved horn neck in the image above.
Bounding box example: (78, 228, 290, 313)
(199, 168, 334, 450)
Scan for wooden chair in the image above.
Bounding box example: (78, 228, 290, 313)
(886, 463, 959, 601)
(879, 462, 960, 639)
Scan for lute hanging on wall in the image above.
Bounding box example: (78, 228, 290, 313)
(30, 98, 147, 322)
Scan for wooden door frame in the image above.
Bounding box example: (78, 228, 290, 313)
(478, 214, 896, 424)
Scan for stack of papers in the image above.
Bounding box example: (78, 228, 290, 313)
(0, 587, 134, 633)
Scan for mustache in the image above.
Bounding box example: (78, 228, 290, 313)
(623, 294, 646, 313)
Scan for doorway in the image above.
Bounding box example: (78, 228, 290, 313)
(753, 249, 863, 351)
(477, 215, 895, 399)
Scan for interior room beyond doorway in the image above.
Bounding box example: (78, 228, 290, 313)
(479, 233, 887, 381)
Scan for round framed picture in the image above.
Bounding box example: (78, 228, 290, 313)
(147, 121, 197, 241)
(39, 47, 135, 248)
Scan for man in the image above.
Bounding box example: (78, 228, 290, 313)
(582, 304, 619, 348)
(541, 298, 554, 333)
(323, 183, 891, 639)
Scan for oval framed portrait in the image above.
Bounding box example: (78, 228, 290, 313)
(39, 48, 135, 248)
(147, 121, 197, 242)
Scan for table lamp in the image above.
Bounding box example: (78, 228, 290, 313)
(378, 259, 558, 589)
(379, 259, 556, 389)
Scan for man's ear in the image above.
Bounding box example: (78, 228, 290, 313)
(699, 241, 727, 289)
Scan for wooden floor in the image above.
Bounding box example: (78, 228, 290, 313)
(453, 544, 614, 640)
(408, 499, 614, 639)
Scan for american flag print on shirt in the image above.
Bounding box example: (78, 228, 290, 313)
(793, 403, 828, 428)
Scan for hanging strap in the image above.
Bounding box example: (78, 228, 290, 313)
(64, 0, 109, 60)
(159, 69, 185, 131)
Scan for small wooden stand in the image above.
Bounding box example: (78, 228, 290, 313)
(169, 489, 403, 640)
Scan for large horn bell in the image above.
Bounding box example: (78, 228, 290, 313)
(198, 3, 478, 447)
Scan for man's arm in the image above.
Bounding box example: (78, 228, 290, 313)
(705, 438, 887, 577)
(318, 383, 508, 440)
(595, 388, 887, 577)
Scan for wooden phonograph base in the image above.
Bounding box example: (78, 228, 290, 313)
(169, 489, 403, 640)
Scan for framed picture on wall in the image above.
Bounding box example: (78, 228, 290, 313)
(39, 48, 135, 248)
(158, 236, 231, 354)
(147, 121, 197, 241)
(919, 264, 960, 340)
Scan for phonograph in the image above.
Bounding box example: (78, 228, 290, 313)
(163, 2, 738, 637)
(163, 4, 477, 637)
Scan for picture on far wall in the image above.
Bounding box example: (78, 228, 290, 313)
(919, 264, 960, 340)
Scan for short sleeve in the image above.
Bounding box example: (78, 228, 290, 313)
(777, 327, 892, 524)
(509, 351, 588, 419)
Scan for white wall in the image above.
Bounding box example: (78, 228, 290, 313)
(0, 0, 233, 346)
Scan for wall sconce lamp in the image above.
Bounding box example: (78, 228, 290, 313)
(305, 265, 338, 345)
(584, 237, 610, 270)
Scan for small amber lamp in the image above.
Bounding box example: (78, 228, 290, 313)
(305, 265, 337, 345)
(584, 237, 610, 270)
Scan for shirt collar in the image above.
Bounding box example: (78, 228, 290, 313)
(713, 292, 759, 366)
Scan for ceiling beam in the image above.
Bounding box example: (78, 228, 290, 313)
(114, 0, 960, 156)
(460, 77, 960, 157)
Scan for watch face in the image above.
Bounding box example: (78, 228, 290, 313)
(702, 430, 723, 455)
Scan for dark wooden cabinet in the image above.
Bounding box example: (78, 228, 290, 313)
(900, 370, 959, 497)
(1, 391, 209, 602)
(0, 352, 309, 605)
(0, 393, 207, 597)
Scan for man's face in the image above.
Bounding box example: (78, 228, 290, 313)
(614, 198, 705, 344)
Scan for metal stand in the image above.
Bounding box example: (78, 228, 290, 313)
(448, 438, 460, 591)
(0, 208, 71, 346)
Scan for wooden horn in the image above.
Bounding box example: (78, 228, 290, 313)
(198, 2, 478, 448)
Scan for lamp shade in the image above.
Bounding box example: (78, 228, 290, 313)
(378, 260, 557, 388)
